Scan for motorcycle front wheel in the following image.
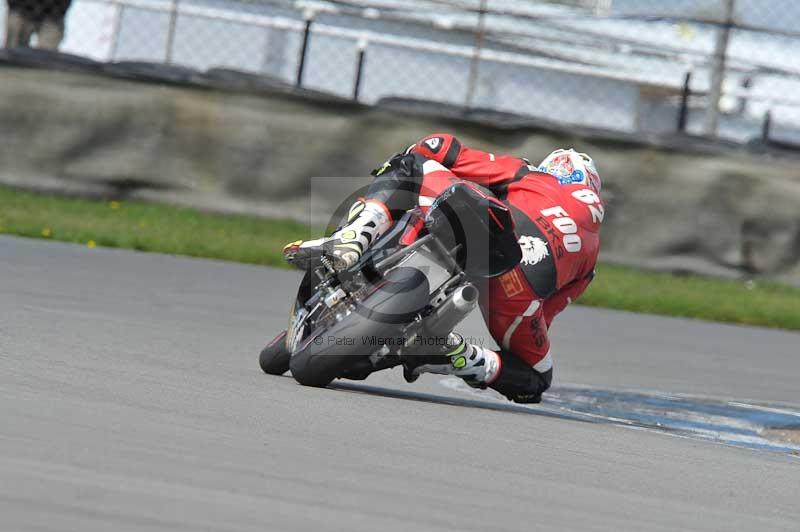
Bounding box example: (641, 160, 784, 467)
(259, 331, 291, 375)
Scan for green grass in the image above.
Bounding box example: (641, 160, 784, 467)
(0, 185, 317, 268)
(581, 264, 800, 331)
(2, 184, 799, 330)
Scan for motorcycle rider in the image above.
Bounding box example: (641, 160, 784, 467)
(283, 134, 604, 403)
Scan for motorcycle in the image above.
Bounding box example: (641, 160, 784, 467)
(259, 183, 522, 388)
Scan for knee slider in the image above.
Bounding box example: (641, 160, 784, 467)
(489, 351, 552, 404)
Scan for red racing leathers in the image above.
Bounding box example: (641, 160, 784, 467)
(409, 133, 604, 380)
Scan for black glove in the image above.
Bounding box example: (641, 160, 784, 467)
(371, 152, 423, 178)
(366, 153, 426, 220)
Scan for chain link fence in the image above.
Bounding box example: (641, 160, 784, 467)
(3, 0, 800, 144)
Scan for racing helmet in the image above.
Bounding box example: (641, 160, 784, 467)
(538, 148, 601, 193)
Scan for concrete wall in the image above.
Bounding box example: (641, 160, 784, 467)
(2, 63, 799, 284)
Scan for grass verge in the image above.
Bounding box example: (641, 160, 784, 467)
(2, 185, 799, 331)
(580, 264, 799, 331)
(0, 185, 318, 268)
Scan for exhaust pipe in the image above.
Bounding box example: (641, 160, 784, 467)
(422, 283, 479, 338)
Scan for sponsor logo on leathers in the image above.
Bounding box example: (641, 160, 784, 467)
(424, 137, 444, 153)
(518, 235, 549, 266)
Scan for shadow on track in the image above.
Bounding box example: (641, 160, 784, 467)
(267, 373, 800, 454)
(327, 380, 800, 454)
(328, 381, 593, 424)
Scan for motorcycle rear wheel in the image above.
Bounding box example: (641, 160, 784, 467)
(290, 267, 431, 388)
(289, 341, 356, 387)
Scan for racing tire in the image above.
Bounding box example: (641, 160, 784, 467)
(289, 342, 356, 388)
(290, 267, 431, 388)
(259, 331, 291, 375)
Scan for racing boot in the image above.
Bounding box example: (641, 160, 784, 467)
(283, 199, 392, 271)
(403, 333, 502, 388)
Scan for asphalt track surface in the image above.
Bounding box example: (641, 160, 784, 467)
(2, 235, 799, 531)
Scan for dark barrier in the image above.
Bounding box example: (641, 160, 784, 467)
(2, 58, 799, 284)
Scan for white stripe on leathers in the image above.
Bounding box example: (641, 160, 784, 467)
(501, 300, 541, 351)
(422, 159, 449, 175)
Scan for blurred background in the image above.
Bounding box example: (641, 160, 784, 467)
(2, 0, 800, 285)
(4, 0, 800, 144)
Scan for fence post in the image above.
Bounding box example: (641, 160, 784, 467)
(464, 0, 487, 109)
(677, 71, 692, 133)
(762, 110, 772, 143)
(296, 16, 313, 88)
(109, 0, 123, 61)
(353, 38, 367, 101)
(165, 0, 179, 64)
(704, 0, 735, 136)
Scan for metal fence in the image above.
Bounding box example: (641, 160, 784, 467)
(4, 0, 800, 144)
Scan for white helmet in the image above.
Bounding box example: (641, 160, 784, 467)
(537, 148, 601, 193)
